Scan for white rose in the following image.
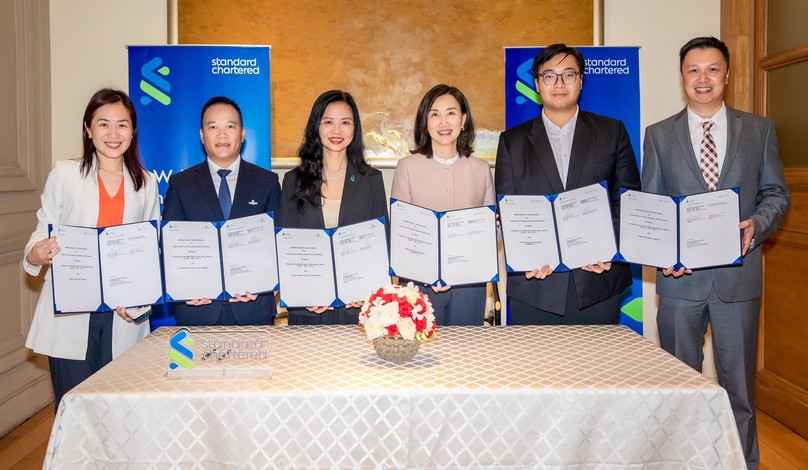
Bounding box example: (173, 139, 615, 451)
(397, 318, 416, 340)
(379, 302, 401, 326)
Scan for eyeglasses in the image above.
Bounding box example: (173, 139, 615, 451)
(538, 71, 581, 86)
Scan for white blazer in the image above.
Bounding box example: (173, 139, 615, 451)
(24, 159, 161, 360)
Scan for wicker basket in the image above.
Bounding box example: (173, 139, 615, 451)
(372, 336, 420, 364)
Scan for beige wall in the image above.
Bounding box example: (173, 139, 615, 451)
(604, 0, 720, 375)
(49, 0, 167, 163)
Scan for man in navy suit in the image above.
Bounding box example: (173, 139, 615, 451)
(163, 96, 282, 326)
(496, 44, 640, 325)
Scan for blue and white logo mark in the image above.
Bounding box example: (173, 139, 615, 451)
(140, 57, 171, 106)
(168, 328, 193, 370)
(515, 58, 542, 106)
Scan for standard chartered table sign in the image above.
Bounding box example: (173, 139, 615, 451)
(166, 328, 273, 379)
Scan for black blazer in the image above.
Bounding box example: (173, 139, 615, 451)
(162, 159, 282, 325)
(276, 161, 388, 316)
(495, 111, 641, 314)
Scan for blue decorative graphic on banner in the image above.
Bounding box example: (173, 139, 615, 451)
(128, 45, 271, 329)
(139, 57, 171, 106)
(504, 47, 643, 333)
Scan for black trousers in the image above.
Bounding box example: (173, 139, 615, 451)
(507, 275, 621, 325)
(48, 311, 113, 413)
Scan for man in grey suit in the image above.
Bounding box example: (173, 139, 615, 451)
(643, 37, 790, 470)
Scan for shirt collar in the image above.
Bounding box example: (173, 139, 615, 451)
(541, 106, 579, 134)
(687, 102, 727, 131)
(433, 153, 460, 165)
(207, 156, 241, 178)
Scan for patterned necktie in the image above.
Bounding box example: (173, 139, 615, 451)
(217, 169, 232, 219)
(699, 120, 719, 191)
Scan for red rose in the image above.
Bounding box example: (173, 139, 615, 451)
(399, 302, 413, 317)
(382, 293, 395, 303)
(414, 316, 426, 331)
(386, 324, 399, 337)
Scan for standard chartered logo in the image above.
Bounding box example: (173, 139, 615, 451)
(515, 58, 542, 106)
(140, 57, 171, 106)
(169, 329, 193, 370)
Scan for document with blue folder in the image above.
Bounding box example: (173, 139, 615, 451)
(617, 188, 741, 270)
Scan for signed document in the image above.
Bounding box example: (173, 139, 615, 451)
(553, 183, 617, 270)
(275, 228, 337, 308)
(390, 200, 498, 285)
(619, 190, 678, 268)
(678, 189, 741, 269)
(50, 221, 161, 313)
(439, 206, 498, 286)
(332, 219, 391, 304)
(498, 195, 560, 272)
(499, 182, 617, 272)
(162, 221, 224, 301)
(389, 200, 440, 285)
(50, 225, 103, 313)
(277, 219, 390, 308)
(619, 189, 740, 270)
(220, 213, 279, 297)
(98, 221, 162, 310)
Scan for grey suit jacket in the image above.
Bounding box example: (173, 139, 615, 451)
(642, 105, 790, 302)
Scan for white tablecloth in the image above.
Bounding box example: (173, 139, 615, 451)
(45, 325, 745, 469)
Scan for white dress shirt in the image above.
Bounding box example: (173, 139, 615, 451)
(207, 156, 241, 203)
(687, 103, 727, 175)
(542, 107, 579, 188)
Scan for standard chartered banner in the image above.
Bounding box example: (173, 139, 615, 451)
(128, 45, 271, 328)
(504, 46, 643, 333)
(128, 45, 272, 201)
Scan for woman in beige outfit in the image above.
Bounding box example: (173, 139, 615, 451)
(391, 84, 495, 325)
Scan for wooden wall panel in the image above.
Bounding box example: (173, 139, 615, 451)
(178, 0, 593, 159)
(0, 0, 53, 437)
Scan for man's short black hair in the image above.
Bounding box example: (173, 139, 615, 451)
(200, 96, 243, 128)
(679, 37, 730, 71)
(532, 44, 585, 82)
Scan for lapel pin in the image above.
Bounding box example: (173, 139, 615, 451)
(350, 175, 355, 182)
(248, 200, 258, 205)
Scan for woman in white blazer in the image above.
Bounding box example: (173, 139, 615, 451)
(24, 89, 160, 411)
(391, 84, 495, 326)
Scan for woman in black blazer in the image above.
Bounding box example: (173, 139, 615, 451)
(277, 90, 387, 325)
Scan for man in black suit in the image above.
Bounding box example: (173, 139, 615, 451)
(495, 44, 640, 325)
(163, 96, 282, 326)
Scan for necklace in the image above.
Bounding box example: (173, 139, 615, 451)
(323, 164, 347, 180)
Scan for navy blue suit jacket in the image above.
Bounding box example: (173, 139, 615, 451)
(162, 159, 282, 326)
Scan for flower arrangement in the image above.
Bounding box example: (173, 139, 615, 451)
(358, 282, 437, 342)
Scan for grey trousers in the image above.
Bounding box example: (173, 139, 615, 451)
(657, 285, 761, 470)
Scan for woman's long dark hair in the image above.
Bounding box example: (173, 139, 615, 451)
(292, 90, 370, 213)
(80, 88, 147, 191)
(412, 84, 475, 158)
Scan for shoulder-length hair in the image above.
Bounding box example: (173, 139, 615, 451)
(291, 90, 370, 213)
(412, 84, 475, 158)
(80, 88, 148, 191)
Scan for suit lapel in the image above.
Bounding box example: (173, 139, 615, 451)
(528, 118, 565, 194)
(565, 112, 594, 190)
(673, 110, 709, 192)
(720, 106, 742, 189)
(337, 161, 360, 225)
(193, 164, 224, 220)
